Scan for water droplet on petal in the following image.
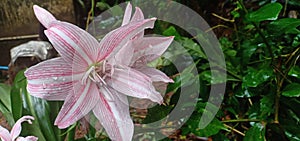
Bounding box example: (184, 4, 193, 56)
(42, 83, 46, 89)
(53, 77, 58, 81)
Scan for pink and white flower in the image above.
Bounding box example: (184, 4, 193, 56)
(25, 3, 173, 141)
(0, 116, 38, 141)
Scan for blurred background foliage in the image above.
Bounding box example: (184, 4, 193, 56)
(0, 0, 300, 140)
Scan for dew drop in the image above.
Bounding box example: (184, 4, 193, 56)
(53, 77, 58, 81)
(42, 83, 46, 89)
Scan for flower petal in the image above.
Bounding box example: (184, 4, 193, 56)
(11, 116, 34, 141)
(25, 58, 79, 100)
(54, 80, 99, 128)
(131, 7, 144, 22)
(45, 21, 100, 65)
(109, 41, 134, 66)
(138, 67, 174, 83)
(0, 125, 11, 141)
(98, 18, 156, 61)
(33, 5, 56, 28)
(107, 66, 163, 104)
(16, 136, 38, 141)
(131, 36, 174, 66)
(130, 7, 145, 39)
(121, 2, 132, 26)
(93, 88, 133, 141)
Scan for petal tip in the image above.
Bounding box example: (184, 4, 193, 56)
(33, 5, 56, 28)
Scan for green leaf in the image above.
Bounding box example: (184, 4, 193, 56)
(200, 70, 227, 84)
(241, 40, 258, 64)
(0, 83, 11, 111)
(246, 3, 282, 22)
(182, 38, 206, 58)
(162, 26, 181, 40)
(96, 2, 110, 10)
(185, 115, 226, 137)
(243, 67, 273, 87)
(268, 18, 300, 35)
(282, 83, 300, 97)
(31, 97, 59, 141)
(0, 83, 14, 126)
(243, 123, 266, 141)
(143, 105, 173, 124)
(11, 70, 26, 121)
(260, 94, 274, 118)
(289, 66, 300, 79)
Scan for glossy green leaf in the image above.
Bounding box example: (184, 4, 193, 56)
(260, 94, 274, 118)
(185, 115, 226, 137)
(281, 109, 300, 140)
(200, 70, 227, 84)
(162, 26, 182, 40)
(268, 18, 300, 35)
(0, 83, 11, 111)
(31, 97, 58, 141)
(246, 3, 282, 22)
(241, 40, 258, 64)
(11, 70, 26, 121)
(0, 83, 14, 126)
(289, 66, 300, 79)
(243, 123, 266, 141)
(243, 67, 273, 87)
(182, 37, 206, 58)
(282, 83, 300, 97)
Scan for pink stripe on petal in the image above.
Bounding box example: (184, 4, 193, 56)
(98, 18, 156, 61)
(93, 88, 133, 141)
(11, 116, 34, 141)
(46, 21, 100, 65)
(110, 41, 134, 66)
(0, 126, 11, 141)
(25, 58, 78, 100)
(131, 36, 174, 66)
(33, 5, 56, 28)
(122, 2, 132, 26)
(131, 7, 144, 22)
(107, 66, 163, 104)
(54, 81, 99, 129)
(27, 81, 74, 100)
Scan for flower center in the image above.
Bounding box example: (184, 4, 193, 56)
(81, 61, 108, 86)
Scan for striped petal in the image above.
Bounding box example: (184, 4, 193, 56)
(131, 7, 144, 22)
(107, 66, 163, 104)
(54, 80, 99, 129)
(16, 136, 38, 141)
(121, 2, 132, 26)
(11, 116, 35, 141)
(0, 126, 11, 141)
(25, 58, 79, 100)
(33, 5, 56, 28)
(131, 36, 174, 67)
(98, 18, 156, 61)
(45, 21, 100, 66)
(93, 88, 133, 141)
(138, 67, 174, 83)
(130, 7, 145, 39)
(109, 41, 134, 66)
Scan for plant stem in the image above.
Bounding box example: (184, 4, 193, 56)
(67, 126, 76, 141)
(222, 119, 261, 123)
(224, 124, 245, 136)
